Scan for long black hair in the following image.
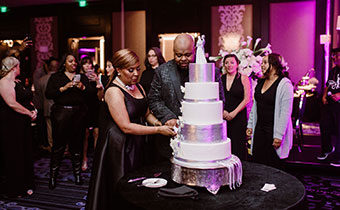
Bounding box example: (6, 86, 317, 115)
(79, 56, 93, 73)
(58, 52, 80, 73)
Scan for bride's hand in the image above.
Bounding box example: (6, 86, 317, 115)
(157, 125, 177, 137)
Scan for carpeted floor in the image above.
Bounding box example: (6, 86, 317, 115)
(0, 123, 339, 210)
(0, 156, 92, 210)
(1, 157, 339, 209)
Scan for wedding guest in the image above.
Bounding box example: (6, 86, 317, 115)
(97, 60, 115, 100)
(221, 54, 251, 160)
(34, 57, 59, 152)
(86, 49, 176, 210)
(79, 56, 101, 171)
(317, 48, 340, 167)
(139, 47, 166, 165)
(148, 34, 225, 160)
(140, 47, 166, 94)
(45, 53, 89, 189)
(0, 56, 37, 197)
(246, 53, 294, 168)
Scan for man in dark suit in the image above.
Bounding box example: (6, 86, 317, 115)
(148, 33, 225, 159)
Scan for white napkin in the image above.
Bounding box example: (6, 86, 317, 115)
(261, 183, 276, 192)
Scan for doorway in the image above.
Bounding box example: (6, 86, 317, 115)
(67, 36, 105, 71)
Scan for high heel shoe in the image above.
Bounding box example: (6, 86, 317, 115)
(75, 175, 83, 185)
(81, 161, 88, 171)
(49, 176, 57, 189)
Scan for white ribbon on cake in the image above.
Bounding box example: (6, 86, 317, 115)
(216, 155, 243, 190)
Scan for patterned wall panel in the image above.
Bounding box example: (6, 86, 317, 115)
(31, 16, 58, 73)
(211, 5, 253, 61)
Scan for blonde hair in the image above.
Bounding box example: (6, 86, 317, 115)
(106, 49, 139, 89)
(112, 49, 139, 70)
(0, 56, 19, 78)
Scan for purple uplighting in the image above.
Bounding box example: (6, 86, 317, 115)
(79, 48, 96, 53)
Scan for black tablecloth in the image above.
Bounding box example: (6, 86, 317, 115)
(117, 161, 305, 210)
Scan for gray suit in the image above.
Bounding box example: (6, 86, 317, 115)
(148, 59, 225, 124)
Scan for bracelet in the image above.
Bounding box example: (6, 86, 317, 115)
(153, 119, 160, 126)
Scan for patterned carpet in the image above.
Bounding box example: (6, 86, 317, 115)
(0, 156, 92, 210)
(288, 168, 340, 210)
(1, 156, 339, 209)
(0, 123, 339, 210)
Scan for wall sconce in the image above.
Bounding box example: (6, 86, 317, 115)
(337, 16, 340, 30)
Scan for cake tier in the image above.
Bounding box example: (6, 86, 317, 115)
(189, 63, 215, 83)
(172, 138, 231, 162)
(181, 101, 223, 125)
(181, 121, 227, 143)
(184, 82, 219, 101)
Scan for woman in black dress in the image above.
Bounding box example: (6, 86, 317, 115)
(139, 47, 165, 94)
(0, 56, 37, 197)
(246, 53, 294, 168)
(45, 53, 90, 189)
(139, 47, 166, 164)
(221, 54, 251, 160)
(86, 49, 176, 210)
(79, 56, 101, 171)
(97, 60, 115, 101)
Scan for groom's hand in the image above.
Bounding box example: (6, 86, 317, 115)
(165, 119, 178, 127)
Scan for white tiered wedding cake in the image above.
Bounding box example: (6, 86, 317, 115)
(170, 35, 242, 194)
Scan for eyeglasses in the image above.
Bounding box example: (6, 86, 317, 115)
(174, 53, 193, 59)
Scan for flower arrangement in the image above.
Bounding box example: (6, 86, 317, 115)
(210, 36, 272, 80)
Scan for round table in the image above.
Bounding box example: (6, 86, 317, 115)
(117, 161, 305, 210)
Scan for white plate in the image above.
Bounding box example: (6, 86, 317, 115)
(142, 178, 167, 188)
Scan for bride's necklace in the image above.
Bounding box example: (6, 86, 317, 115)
(116, 76, 135, 91)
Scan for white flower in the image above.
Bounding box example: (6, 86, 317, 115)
(254, 38, 261, 50)
(246, 36, 253, 48)
(180, 85, 185, 93)
(219, 36, 272, 80)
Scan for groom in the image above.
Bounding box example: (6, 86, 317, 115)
(148, 33, 225, 160)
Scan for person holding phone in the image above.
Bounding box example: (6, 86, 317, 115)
(79, 56, 101, 171)
(45, 53, 90, 189)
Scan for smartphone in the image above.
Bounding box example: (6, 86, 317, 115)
(86, 68, 94, 77)
(73, 74, 81, 82)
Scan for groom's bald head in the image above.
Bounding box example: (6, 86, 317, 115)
(173, 34, 195, 69)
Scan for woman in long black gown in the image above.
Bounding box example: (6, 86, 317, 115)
(0, 56, 37, 197)
(86, 49, 176, 210)
(221, 54, 251, 160)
